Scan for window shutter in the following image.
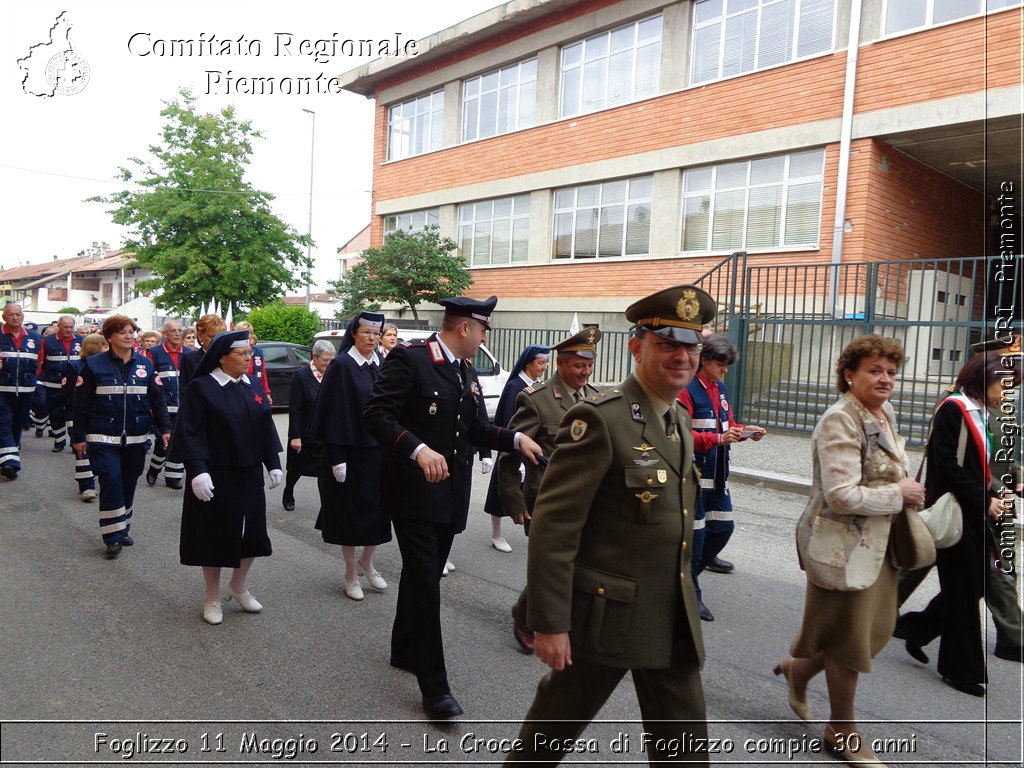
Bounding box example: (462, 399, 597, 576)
(796, 0, 835, 57)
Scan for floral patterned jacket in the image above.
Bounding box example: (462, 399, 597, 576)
(796, 392, 908, 591)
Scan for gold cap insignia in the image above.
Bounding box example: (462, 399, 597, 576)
(677, 289, 700, 322)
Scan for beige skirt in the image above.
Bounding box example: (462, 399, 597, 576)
(789, 558, 898, 674)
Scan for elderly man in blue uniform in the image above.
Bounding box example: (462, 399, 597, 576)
(363, 295, 543, 720)
(146, 319, 192, 489)
(72, 315, 172, 558)
(506, 285, 717, 767)
(0, 303, 43, 479)
(37, 314, 83, 453)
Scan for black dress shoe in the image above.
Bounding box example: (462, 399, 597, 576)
(282, 498, 295, 512)
(34, 428, 45, 438)
(104, 542, 123, 559)
(705, 556, 734, 574)
(52, 441, 66, 453)
(166, 479, 182, 490)
(423, 693, 463, 719)
(698, 600, 714, 622)
(905, 639, 929, 664)
(121, 535, 134, 546)
(145, 469, 159, 486)
(995, 645, 1023, 663)
(389, 656, 415, 673)
(0, 466, 17, 480)
(942, 677, 985, 697)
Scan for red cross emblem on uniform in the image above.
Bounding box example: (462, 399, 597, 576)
(254, 394, 263, 404)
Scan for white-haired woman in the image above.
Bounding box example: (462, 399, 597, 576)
(283, 339, 336, 511)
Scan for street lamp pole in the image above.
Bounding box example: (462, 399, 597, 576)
(302, 108, 316, 309)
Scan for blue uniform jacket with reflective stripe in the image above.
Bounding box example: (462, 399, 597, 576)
(71, 350, 172, 443)
(686, 374, 732, 494)
(0, 329, 42, 393)
(147, 343, 185, 411)
(40, 333, 83, 384)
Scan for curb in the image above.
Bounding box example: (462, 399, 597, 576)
(730, 466, 811, 495)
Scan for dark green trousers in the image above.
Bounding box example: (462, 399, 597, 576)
(505, 652, 708, 767)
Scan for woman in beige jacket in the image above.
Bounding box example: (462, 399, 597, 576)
(775, 335, 925, 767)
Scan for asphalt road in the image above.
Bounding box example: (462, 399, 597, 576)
(1, 414, 1020, 766)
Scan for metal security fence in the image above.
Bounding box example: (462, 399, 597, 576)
(712, 252, 1023, 446)
(485, 327, 634, 386)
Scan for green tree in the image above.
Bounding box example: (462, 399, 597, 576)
(328, 227, 472, 321)
(90, 88, 312, 317)
(246, 301, 322, 346)
(57, 307, 83, 315)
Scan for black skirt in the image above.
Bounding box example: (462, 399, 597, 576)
(315, 449, 391, 546)
(286, 439, 324, 478)
(179, 464, 272, 567)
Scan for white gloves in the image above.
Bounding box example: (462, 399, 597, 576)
(192, 473, 215, 502)
(269, 469, 284, 489)
(332, 463, 347, 483)
(480, 457, 494, 475)
(519, 463, 526, 483)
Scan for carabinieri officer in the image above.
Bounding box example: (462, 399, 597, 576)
(72, 315, 172, 559)
(362, 295, 543, 720)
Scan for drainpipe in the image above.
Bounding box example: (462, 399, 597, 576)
(827, 0, 864, 318)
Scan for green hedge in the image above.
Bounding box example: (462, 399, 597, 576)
(57, 307, 83, 315)
(246, 301, 321, 346)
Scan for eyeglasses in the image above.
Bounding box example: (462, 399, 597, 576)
(356, 330, 381, 338)
(639, 337, 703, 354)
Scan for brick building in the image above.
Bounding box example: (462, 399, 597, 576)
(340, 0, 1020, 337)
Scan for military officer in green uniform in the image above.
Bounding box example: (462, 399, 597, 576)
(506, 285, 717, 767)
(497, 327, 604, 651)
(896, 334, 1022, 662)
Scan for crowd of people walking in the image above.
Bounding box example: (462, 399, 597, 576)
(1, 295, 1020, 766)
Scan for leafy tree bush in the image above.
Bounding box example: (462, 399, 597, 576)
(328, 227, 471, 320)
(57, 307, 83, 315)
(246, 301, 322, 346)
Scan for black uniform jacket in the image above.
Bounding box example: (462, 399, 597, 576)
(362, 335, 517, 531)
(286, 364, 325, 476)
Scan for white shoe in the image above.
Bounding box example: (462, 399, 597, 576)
(203, 601, 223, 625)
(357, 563, 388, 590)
(344, 578, 365, 601)
(491, 536, 512, 553)
(223, 586, 263, 613)
(80, 489, 97, 502)
(442, 560, 455, 577)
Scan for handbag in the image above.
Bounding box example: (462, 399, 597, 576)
(915, 412, 967, 549)
(890, 507, 936, 570)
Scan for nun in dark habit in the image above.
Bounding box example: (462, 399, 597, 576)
(308, 310, 392, 602)
(481, 344, 549, 553)
(169, 330, 284, 626)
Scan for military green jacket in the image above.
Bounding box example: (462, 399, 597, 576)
(496, 375, 602, 518)
(526, 374, 705, 670)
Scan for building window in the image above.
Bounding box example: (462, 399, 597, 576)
(884, 0, 1020, 35)
(458, 196, 531, 266)
(463, 59, 537, 142)
(47, 287, 68, 302)
(931, 348, 942, 361)
(553, 177, 653, 259)
(559, 15, 662, 118)
(383, 209, 440, 235)
(691, 0, 836, 85)
(936, 290, 947, 303)
(681, 149, 825, 252)
(387, 90, 444, 161)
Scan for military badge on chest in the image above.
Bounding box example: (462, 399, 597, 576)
(470, 381, 480, 404)
(570, 419, 587, 441)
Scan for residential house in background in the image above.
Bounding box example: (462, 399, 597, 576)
(0, 250, 162, 328)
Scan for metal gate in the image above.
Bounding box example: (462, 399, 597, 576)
(698, 252, 1023, 445)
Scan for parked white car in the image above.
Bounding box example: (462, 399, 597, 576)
(313, 328, 509, 419)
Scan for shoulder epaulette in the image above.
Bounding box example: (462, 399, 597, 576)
(524, 380, 549, 396)
(584, 387, 623, 406)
